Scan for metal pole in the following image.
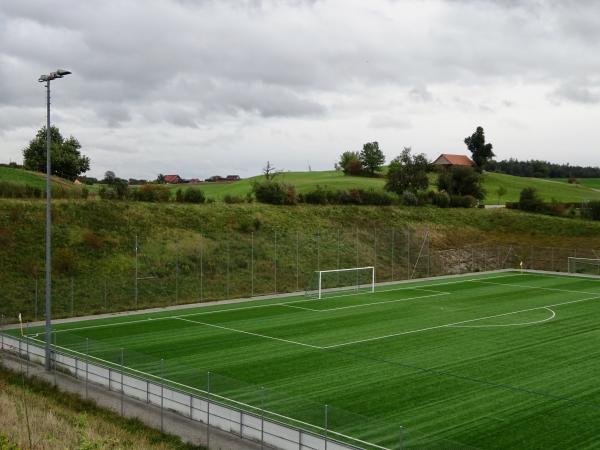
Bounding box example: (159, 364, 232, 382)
(226, 235, 230, 298)
(175, 246, 179, 304)
(120, 348, 124, 416)
(406, 229, 410, 279)
(70, 277, 74, 316)
(134, 235, 138, 308)
(261, 387, 265, 450)
(103, 279, 108, 311)
(200, 239, 204, 302)
(251, 232, 254, 297)
(324, 404, 328, 450)
(207, 371, 211, 448)
(44, 79, 52, 371)
(85, 338, 89, 399)
(34, 278, 38, 321)
(160, 359, 164, 432)
(317, 230, 320, 271)
(391, 229, 395, 281)
(274, 230, 277, 294)
(296, 230, 299, 291)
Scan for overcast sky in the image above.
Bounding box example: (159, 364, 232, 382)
(1, 0, 599, 179)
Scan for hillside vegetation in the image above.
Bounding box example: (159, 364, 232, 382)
(2, 199, 600, 323)
(3, 166, 600, 204)
(0, 365, 201, 450)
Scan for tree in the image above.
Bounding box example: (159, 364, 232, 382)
(338, 151, 362, 175)
(263, 161, 280, 180)
(359, 142, 385, 176)
(385, 147, 430, 195)
(496, 185, 507, 204)
(519, 187, 545, 212)
(437, 165, 485, 200)
(22, 126, 90, 181)
(103, 171, 116, 184)
(464, 126, 494, 170)
(155, 174, 166, 184)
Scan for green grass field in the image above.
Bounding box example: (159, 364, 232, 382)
(0, 166, 75, 189)
(556, 178, 600, 190)
(13, 270, 600, 449)
(163, 171, 600, 205)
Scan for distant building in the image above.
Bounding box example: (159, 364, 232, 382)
(164, 174, 182, 184)
(205, 175, 224, 182)
(189, 178, 201, 184)
(226, 175, 241, 181)
(432, 154, 475, 168)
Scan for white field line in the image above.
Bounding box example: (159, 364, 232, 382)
(449, 307, 556, 328)
(323, 294, 600, 349)
(174, 317, 324, 349)
(309, 292, 450, 312)
(23, 336, 385, 450)
(37, 273, 522, 337)
(471, 280, 600, 296)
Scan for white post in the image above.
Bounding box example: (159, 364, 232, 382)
(372, 267, 375, 293)
(318, 271, 322, 300)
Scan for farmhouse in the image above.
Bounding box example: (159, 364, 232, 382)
(432, 154, 475, 168)
(164, 174, 182, 184)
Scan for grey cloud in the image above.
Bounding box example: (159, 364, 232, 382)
(369, 115, 411, 130)
(551, 80, 600, 104)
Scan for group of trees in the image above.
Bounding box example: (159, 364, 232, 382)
(486, 159, 600, 179)
(22, 126, 90, 181)
(337, 142, 386, 176)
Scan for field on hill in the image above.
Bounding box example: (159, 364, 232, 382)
(557, 178, 600, 190)
(167, 171, 600, 205)
(11, 271, 600, 449)
(0, 166, 75, 189)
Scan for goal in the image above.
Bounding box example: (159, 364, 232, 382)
(305, 267, 375, 299)
(568, 257, 600, 276)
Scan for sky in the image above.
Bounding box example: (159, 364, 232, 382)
(1, 0, 599, 180)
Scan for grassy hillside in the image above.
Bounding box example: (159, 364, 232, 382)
(0, 166, 76, 189)
(0, 365, 201, 450)
(556, 177, 600, 190)
(171, 171, 600, 204)
(2, 199, 600, 322)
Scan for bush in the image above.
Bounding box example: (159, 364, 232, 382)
(224, 194, 245, 204)
(518, 187, 545, 212)
(583, 200, 600, 220)
(401, 190, 418, 206)
(131, 184, 171, 202)
(450, 195, 477, 208)
(183, 188, 206, 203)
(252, 181, 297, 205)
(298, 187, 393, 205)
(432, 191, 451, 208)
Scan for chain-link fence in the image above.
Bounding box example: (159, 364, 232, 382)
(2, 225, 599, 323)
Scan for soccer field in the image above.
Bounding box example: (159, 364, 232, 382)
(14, 270, 600, 449)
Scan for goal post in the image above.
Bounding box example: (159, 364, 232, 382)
(568, 257, 600, 276)
(305, 267, 375, 299)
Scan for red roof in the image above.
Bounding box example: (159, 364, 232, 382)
(164, 175, 181, 183)
(433, 154, 475, 166)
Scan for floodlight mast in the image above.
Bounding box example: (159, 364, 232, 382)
(37, 69, 71, 371)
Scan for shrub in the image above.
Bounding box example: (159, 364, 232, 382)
(224, 194, 245, 204)
(53, 248, 78, 274)
(567, 176, 578, 184)
(450, 195, 477, 208)
(437, 166, 485, 200)
(252, 181, 297, 205)
(175, 188, 184, 202)
(518, 187, 545, 212)
(183, 188, 206, 203)
(356, 189, 393, 205)
(583, 200, 600, 220)
(401, 190, 418, 206)
(432, 191, 451, 208)
(132, 184, 171, 202)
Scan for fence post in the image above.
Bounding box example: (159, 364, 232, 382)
(261, 387, 265, 450)
(324, 404, 328, 450)
(391, 229, 395, 281)
(200, 238, 204, 302)
(120, 348, 124, 416)
(406, 229, 410, 279)
(104, 279, 108, 311)
(207, 371, 211, 448)
(34, 278, 38, 321)
(160, 359, 164, 432)
(134, 234, 138, 309)
(26, 322, 30, 377)
(317, 230, 321, 271)
(274, 230, 277, 294)
(551, 247, 555, 272)
(251, 232, 254, 297)
(70, 277, 74, 317)
(176, 247, 180, 304)
(85, 338, 89, 399)
(296, 230, 300, 291)
(53, 332, 57, 387)
(227, 235, 231, 299)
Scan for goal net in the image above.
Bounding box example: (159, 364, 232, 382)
(568, 257, 600, 276)
(305, 267, 375, 299)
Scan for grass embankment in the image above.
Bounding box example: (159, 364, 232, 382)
(0, 365, 202, 450)
(2, 199, 600, 322)
(153, 171, 600, 204)
(0, 167, 75, 190)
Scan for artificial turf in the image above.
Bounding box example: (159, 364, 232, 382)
(11, 270, 600, 449)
